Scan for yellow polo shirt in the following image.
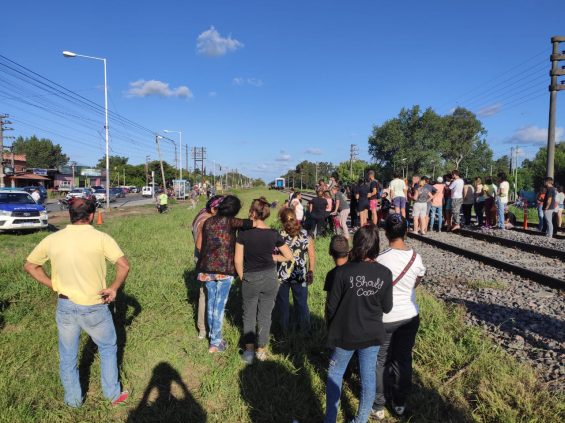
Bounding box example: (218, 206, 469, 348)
(26, 224, 124, 306)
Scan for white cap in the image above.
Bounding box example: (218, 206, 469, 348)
(437, 176, 443, 183)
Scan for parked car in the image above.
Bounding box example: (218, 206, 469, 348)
(66, 188, 93, 200)
(141, 186, 154, 197)
(110, 187, 126, 198)
(128, 186, 139, 193)
(20, 186, 48, 204)
(93, 188, 117, 203)
(0, 188, 49, 232)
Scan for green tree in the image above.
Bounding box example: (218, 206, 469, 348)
(96, 155, 129, 169)
(521, 142, 565, 190)
(441, 107, 487, 170)
(12, 135, 69, 168)
(334, 160, 370, 184)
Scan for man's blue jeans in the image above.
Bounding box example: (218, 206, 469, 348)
(325, 345, 380, 423)
(496, 198, 505, 229)
(205, 277, 233, 346)
(56, 298, 121, 407)
(429, 206, 443, 232)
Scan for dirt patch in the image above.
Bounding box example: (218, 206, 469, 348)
(48, 205, 156, 227)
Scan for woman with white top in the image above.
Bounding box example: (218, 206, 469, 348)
(290, 191, 304, 223)
(371, 213, 426, 420)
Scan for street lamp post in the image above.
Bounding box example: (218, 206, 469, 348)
(164, 130, 182, 180)
(63, 50, 110, 209)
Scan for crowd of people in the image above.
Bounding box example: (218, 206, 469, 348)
(285, 171, 563, 239)
(21, 169, 562, 422)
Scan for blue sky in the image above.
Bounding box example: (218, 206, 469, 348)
(1, 0, 564, 180)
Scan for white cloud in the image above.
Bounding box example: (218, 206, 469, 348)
(127, 80, 193, 98)
(196, 26, 243, 57)
(477, 103, 502, 117)
(208, 91, 217, 97)
(275, 151, 292, 162)
(508, 125, 564, 145)
(233, 77, 264, 87)
(305, 148, 322, 155)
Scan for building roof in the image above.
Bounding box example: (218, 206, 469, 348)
(2, 153, 26, 162)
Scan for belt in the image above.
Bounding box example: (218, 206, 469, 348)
(58, 294, 69, 299)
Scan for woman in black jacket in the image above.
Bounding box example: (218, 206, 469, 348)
(324, 225, 393, 423)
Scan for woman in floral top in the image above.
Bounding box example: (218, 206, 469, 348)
(196, 195, 254, 353)
(274, 207, 316, 334)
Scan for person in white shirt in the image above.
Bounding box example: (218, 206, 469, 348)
(371, 213, 425, 420)
(389, 173, 408, 217)
(290, 191, 304, 223)
(496, 173, 510, 230)
(31, 189, 41, 203)
(448, 170, 464, 230)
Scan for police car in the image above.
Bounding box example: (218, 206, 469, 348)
(0, 188, 49, 232)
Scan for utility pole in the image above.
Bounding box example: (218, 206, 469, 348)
(315, 162, 318, 186)
(547, 36, 565, 178)
(349, 144, 359, 178)
(145, 155, 150, 187)
(185, 145, 189, 180)
(0, 114, 14, 188)
(155, 135, 166, 189)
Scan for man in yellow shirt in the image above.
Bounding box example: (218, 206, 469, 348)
(157, 189, 168, 213)
(24, 198, 130, 407)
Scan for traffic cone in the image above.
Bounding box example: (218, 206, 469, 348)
(97, 210, 103, 225)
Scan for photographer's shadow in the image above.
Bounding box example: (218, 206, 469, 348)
(127, 361, 206, 423)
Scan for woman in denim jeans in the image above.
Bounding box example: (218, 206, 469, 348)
(324, 225, 393, 423)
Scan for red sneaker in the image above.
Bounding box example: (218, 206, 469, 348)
(112, 391, 129, 406)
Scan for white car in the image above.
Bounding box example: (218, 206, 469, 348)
(0, 189, 49, 232)
(141, 186, 154, 197)
(66, 188, 93, 200)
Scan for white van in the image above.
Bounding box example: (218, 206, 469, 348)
(141, 186, 153, 197)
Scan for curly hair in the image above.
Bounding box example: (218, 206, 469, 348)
(279, 207, 301, 237)
(249, 197, 271, 221)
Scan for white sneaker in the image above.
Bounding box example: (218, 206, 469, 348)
(242, 350, 254, 365)
(394, 405, 405, 416)
(370, 409, 385, 420)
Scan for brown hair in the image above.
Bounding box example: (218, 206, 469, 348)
(249, 198, 271, 221)
(279, 207, 301, 237)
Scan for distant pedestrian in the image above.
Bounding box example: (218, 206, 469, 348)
(483, 176, 498, 228)
(309, 190, 329, 238)
(462, 179, 475, 226)
(368, 170, 380, 225)
(496, 172, 510, 230)
(157, 190, 168, 213)
(371, 214, 425, 420)
(290, 191, 304, 223)
(31, 188, 41, 203)
(411, 180, 433, 235)
(474, 177, 485, 227)
(448, 170, 464, 231)
(331, 185, 350, 241)
(323, 235, 350, 319)
(324, 224, 393, 423)
(235, 198, 294, 364)
(274, 208, 316, 334)
(536, 187, 547, 232)
(556, 185, 564, 230)
(24, 198, 130, 407)
(443, 174, 453, 231)
(355, 178, 371, 227)
(429, 176, 444, 232)
(390, 173, 408, 218)
(543, 177, 558, 238)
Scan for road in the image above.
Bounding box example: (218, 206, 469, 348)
(45, 193, 155, 213)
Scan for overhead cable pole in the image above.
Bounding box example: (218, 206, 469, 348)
(547, 36, 565, 178)
(0, 114, 13, 188)
(155, 135, 167, 189)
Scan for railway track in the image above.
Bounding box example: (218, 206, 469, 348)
(298, 192, 564, 291)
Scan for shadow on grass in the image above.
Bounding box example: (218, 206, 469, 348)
(79, 290, 142, 396)
(127, 361, 206, 423)
(182, 268, 204, 336)
(0, 300, 9, 330)
(239, 360, 322, 423)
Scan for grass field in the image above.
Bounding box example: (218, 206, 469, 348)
(1, 188, 563, 422)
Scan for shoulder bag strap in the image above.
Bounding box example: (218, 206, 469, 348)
(392, 250, 417, 286)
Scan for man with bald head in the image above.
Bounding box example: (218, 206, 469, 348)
(24, 198, 130, 407)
